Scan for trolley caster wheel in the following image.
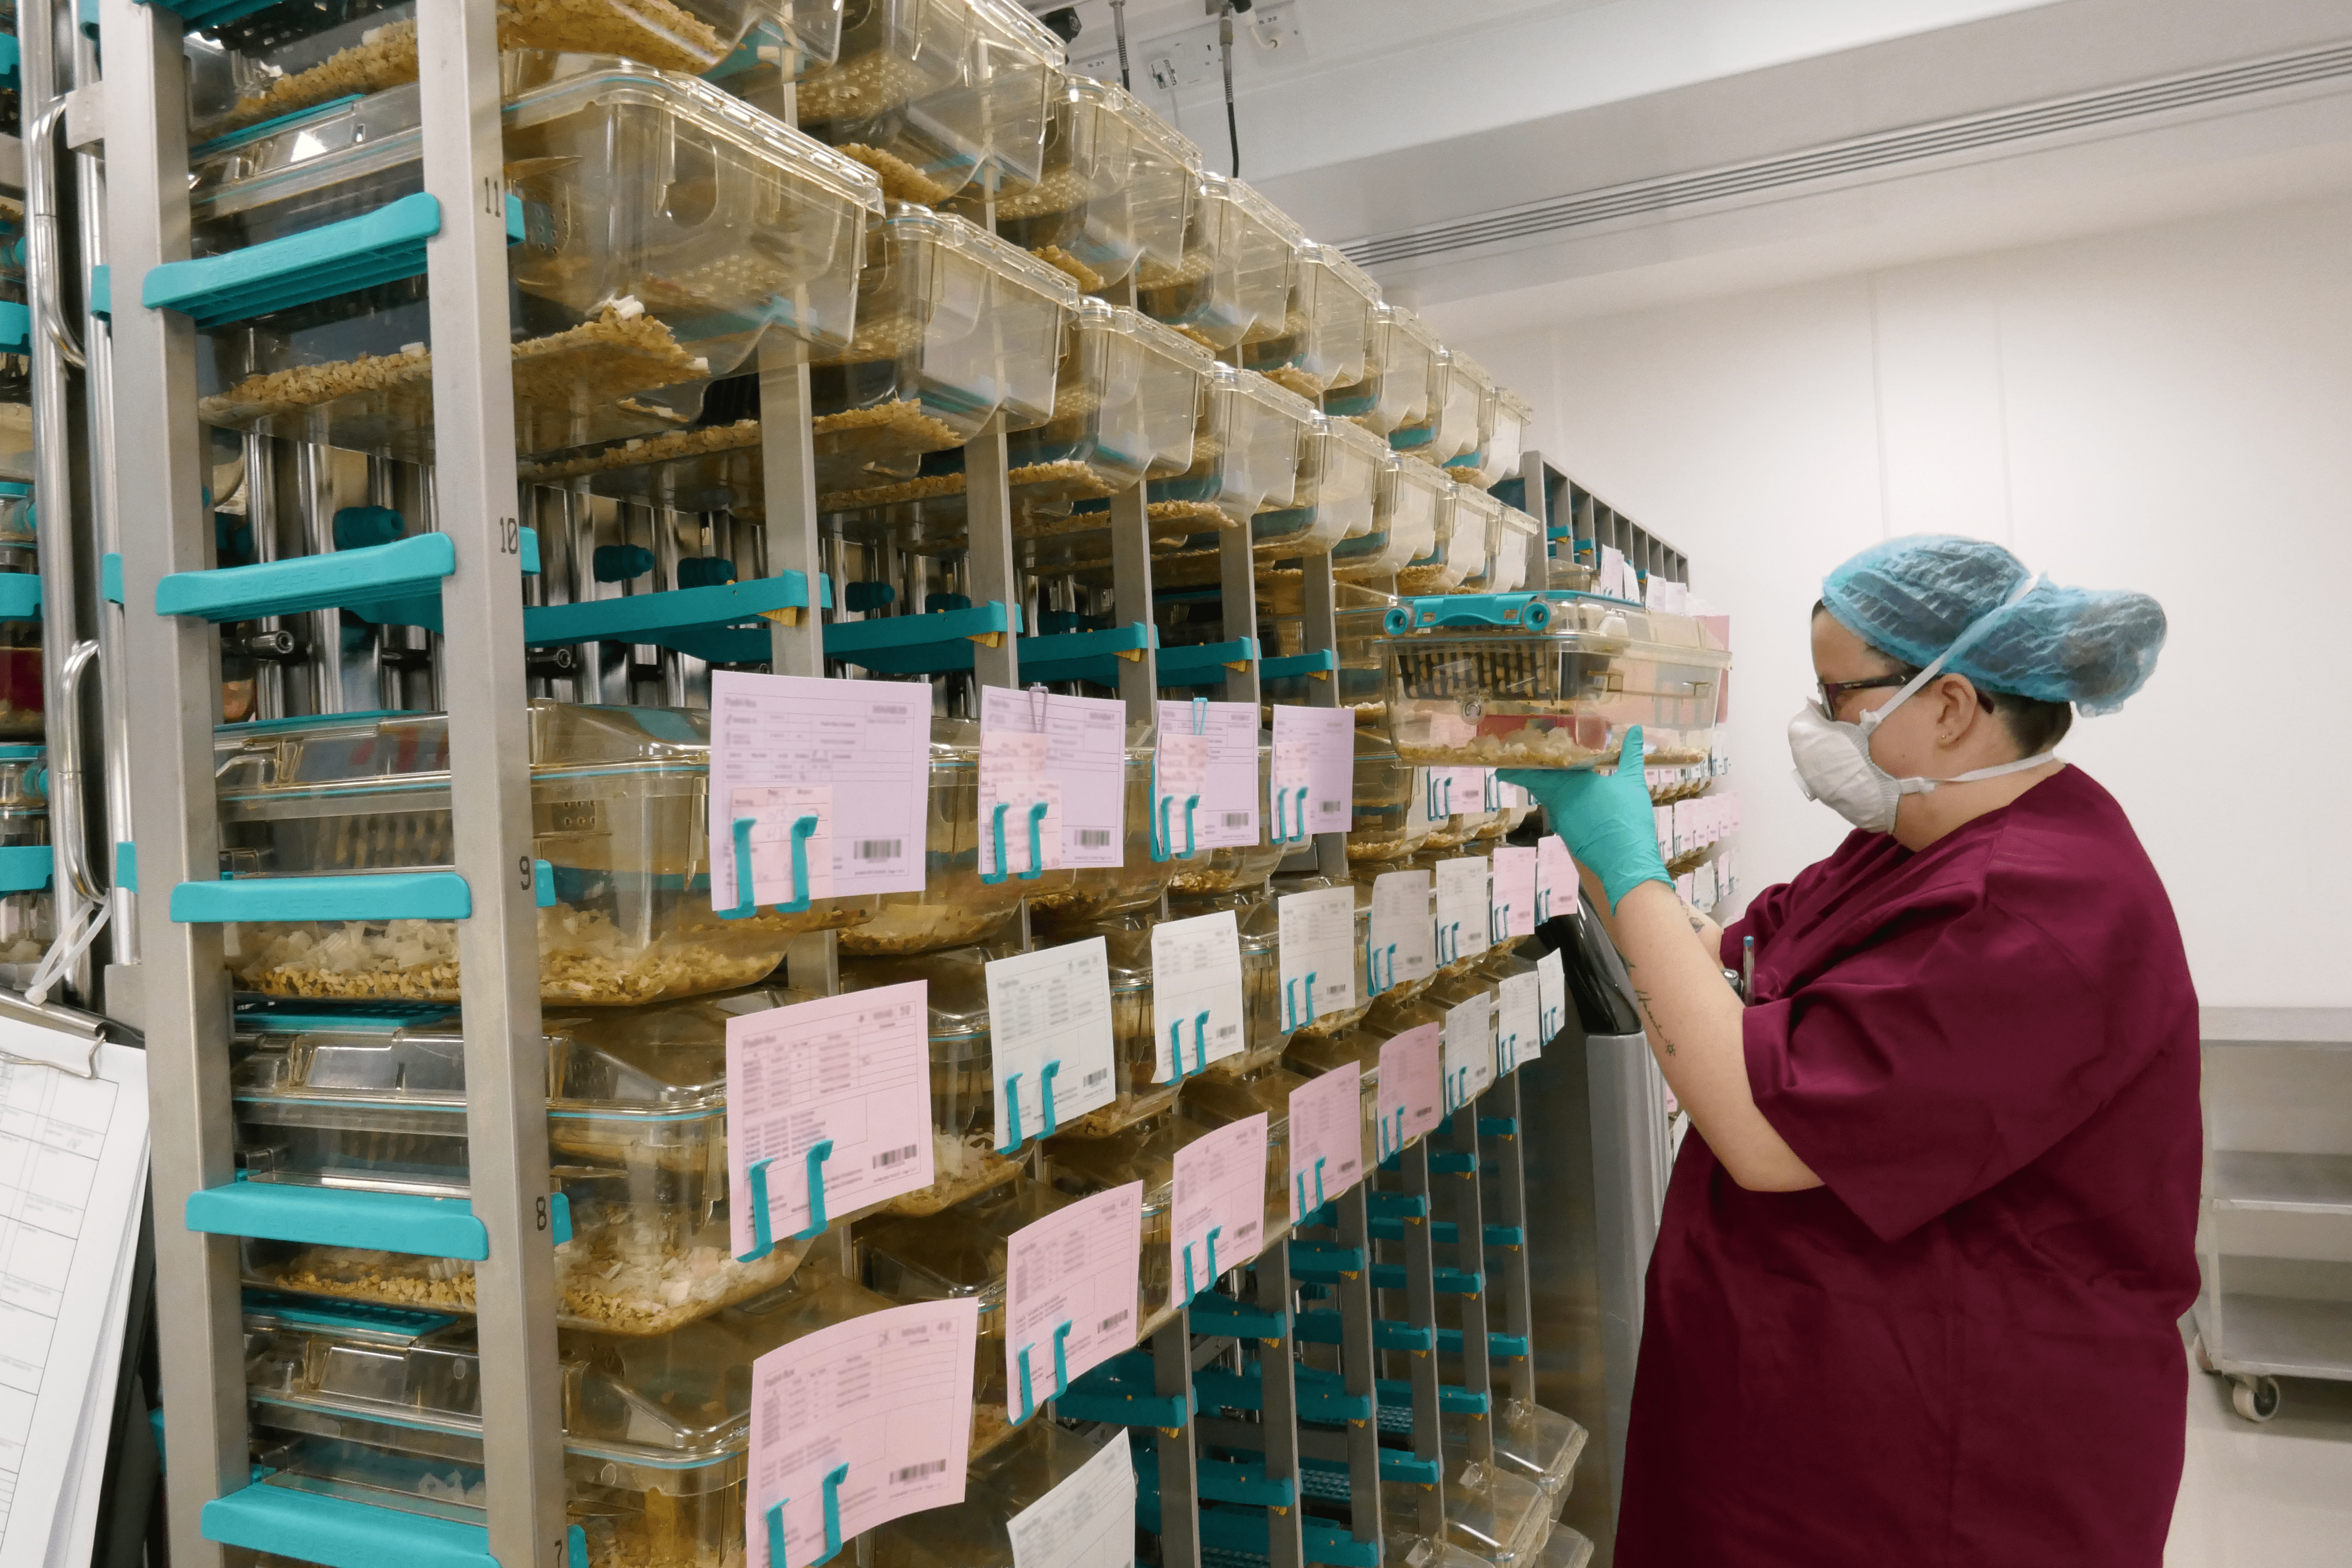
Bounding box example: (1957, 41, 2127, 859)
(2230, 1375, 2280, 1423)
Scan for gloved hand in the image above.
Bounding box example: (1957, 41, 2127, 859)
(1499, 727, 1672, 913)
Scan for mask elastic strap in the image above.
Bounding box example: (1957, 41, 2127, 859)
(1856, 571, 2045, 738)
(1899, 747, 2060, 796)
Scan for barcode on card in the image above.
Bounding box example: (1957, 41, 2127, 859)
(871, 1144, 920, 1169)
(854, 839, 902, 861)
(1083, 1069, 1109, 1088)
(1076, 829, 1113, 847)
(891, 1460, 948, 1484)
(1221, 813, 1251, 827)
(1098, 1308, 1130, 1333)
(1214, 1023, 1237, 1040)
(1319, 800, 1344, 814)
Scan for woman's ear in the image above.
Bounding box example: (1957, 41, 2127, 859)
(1933, 674, 1981, 746)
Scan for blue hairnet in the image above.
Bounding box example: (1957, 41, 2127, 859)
(1821, 535, 2166, 716)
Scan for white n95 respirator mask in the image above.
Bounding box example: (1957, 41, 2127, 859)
(1792, 577, 2058, 833)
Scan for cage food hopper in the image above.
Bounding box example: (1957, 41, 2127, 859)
(181, 0, 831, 139)
(1332, 450, 1441, 586)
(1324, 302, 1438, 439)
(1136, 172, 1295, 355)
(1241, 242, 1378, 407)
(1143, 363, 1314, 536)
(211, 703, 870, 1005)
(808, 205, 1079, 495)
(1393, 479, 1476, 596)
(1378, 593, 1731, 769)
(237, 1260, 891, 1568)
(953, 70, 1175, 294)
(790, 0, 992, 204)
(0, 744, 49, 985)
(1002, 301, 1213, 533)
(837, 944, 1031, 1211)
(179, 54, 881, 461)
(231, 987, 819, 1332)
(836, 717, 1062, 956)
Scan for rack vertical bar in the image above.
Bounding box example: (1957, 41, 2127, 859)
(1155, 1310, 1202, 1568)
(1334, 1183, 1385, 1555)
(965, 415, 1022, 690)
(414, 0, 573, 1561)
(99, 0, 245, 1557)
(1256, 1243, 1306, 1568)
(1298, 549, 1348, 880)
(1446, 1102, 1495, 1468)
(1490, 1073, 1538, 1408)
(1400, 1141, 1446, 1539)
(1110, 483, 1159, 719)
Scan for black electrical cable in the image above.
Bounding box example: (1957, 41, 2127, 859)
(1220, 2, 1239, 175)
(1111, 0, 1130, 89)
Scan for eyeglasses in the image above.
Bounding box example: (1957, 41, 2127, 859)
(1817, 673, 1915, 715)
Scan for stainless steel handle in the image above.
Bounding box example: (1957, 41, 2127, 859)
(51, 638, 106, 904)
(24, 98, 88, 372)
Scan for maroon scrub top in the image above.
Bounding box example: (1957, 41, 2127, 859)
(1613, 766, 2201, 1568)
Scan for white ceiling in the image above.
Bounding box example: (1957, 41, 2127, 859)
(1039, 0, 2352, 325)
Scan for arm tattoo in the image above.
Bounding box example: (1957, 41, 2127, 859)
(1632, 987, 1676, 1055)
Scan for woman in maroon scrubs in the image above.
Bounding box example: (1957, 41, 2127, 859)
(1505, 535, 2199, 1566)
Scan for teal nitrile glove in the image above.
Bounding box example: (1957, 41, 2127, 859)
(1499, 726, 1672, 913)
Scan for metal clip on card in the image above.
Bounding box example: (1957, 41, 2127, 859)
(1014, 1320, 1074, 1425)
(764, 1461, 851, 1568)
(717, 814, 818, 919)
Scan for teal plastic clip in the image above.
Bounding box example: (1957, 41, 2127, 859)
(763, 1462, 850, 1568)
(1375, 1107, 1407, 1164)
(980, 799, 1053, 885)
(1014, 1320, 1073, 1424)
(1535, 885, 1552, 923)
(999, 1065, 1060, 1154)
(533, 860, 554, 910)
(1180, 1224, 1226, 1305)
(1292, 1155, 1327, 1222)
(1272, 784, 1311, 844)
(1162, 1010, 1212, 1084)
(1283, 971, 1318, 1032)
(739, 1138, 836, 1261)
(1152, 791, 1200, 861)
(1490, 902, 1509, 944)
(716, 814, 817, 920)
(1438, 920, 1461, 966)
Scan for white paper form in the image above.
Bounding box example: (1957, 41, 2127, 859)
(746, 1299, 978, 1568)
(1149, 910, 1246, 1082)
(1366, 870, 1434, 998)
(725, 984, 935, 1254)
(1535, 949, 1568, 1049)
(709, 671, 930, 910)
(1169, 1114, 1268, 1304)
(1007, 1430, 1135, 1568)
(1375, 1023, 1443, 1161)
(1534, 834, 1576, 925)
(1441, 993, 1496, 1113)
(1269, 705, 1354, 842)
(1157, 700, 1259, 851)
(1494, 971, 1542, 1075)
(1275, 885, 1357, 1033)
(976, 729, 1063, 879)
(1004, 1183, 1144, 1416)
(1286, 1064, 1364, 1221)
(1490, 845, 1537, 945)
(981, 687, 1127, 870)
(986, 940, 1119, 1146)
(1432, 858, 1488, 968)
(0, 1041, 148, 1568)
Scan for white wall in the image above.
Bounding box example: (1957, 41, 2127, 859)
(1433, 193, 2352, 1008)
